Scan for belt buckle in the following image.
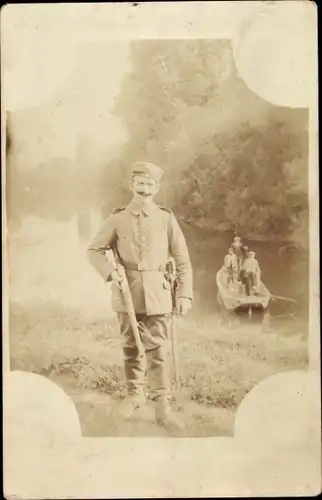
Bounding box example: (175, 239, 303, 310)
(138, 262, 146, 271)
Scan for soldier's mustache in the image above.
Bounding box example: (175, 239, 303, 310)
(136, 191, 152, 197)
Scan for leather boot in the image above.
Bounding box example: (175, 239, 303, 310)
(118, 394, 146, 420)
(154, 397, 184, 434)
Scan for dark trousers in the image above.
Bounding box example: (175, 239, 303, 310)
(240, 270, 256, 296)
(227, 266, 238, 285)
(117, 312, 172, 401)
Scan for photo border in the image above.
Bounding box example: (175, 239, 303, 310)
(3, 2, 320, 497)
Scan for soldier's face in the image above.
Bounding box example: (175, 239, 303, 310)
(131, 176, 159, 199)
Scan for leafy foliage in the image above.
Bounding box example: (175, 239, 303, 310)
(178, 120, 308, 237)
(7, 40, 308, 245)
(111, 40, 309, 242)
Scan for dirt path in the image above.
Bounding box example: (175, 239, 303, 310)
(71, 389, 235, 438)
(49, 373, 234, 438)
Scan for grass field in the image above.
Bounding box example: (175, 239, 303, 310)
(7, 218, 309, 437)
(9, 300, 308, 438)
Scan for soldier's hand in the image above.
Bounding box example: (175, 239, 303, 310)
(176, 297, 191, 315)
(111, 270, 123, 283)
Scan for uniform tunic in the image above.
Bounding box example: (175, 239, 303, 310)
(232, 240, 243, 273)
(224, 253, 238, 270)
(232, 241, 243, 258)
(87, 200, 193, 400)
(241, 257, 260, 275)
(87, 200, 193, 316)
(240, 257, 261, 294)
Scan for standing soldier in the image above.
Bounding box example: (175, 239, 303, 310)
(87, 161, 193, 432)
(232, 236, 244, 275)
(224, 248, 238, 287)
(240, 250, 261, 296)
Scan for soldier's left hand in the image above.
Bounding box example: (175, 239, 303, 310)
(176, 297, 192, 315)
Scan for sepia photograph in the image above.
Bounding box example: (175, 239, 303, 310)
(6, 36, 310, 437)
(3, 2, 320, 498)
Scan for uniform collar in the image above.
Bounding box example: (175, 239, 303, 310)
(128, 199, 157, 217)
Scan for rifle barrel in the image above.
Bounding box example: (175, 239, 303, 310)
(109, 250, 145, 354)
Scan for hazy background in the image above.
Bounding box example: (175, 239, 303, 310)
(7, 41, 130, 317)
(7, 39, 309, 319)
(7, 40, 309, 437)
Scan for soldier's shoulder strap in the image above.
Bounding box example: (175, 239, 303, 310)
(158, 205, 172, 214)
(112, 206, 126, 214)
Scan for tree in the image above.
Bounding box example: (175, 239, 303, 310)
(110, 40, 308, 242)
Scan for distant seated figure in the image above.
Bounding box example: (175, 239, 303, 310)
(224, 248, 238, 287)
(240, 251, 261, 296)
(232, 236, 243, 272)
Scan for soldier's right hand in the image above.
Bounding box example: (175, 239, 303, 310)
(111, 270, 123, 283)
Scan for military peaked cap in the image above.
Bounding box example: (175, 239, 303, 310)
(131, 161, 163, 182)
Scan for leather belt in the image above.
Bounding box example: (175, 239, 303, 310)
(124, 263, 166, 271)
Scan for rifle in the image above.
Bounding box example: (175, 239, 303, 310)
(165, 260, 180, 392)
(107, 249, 145, 355)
